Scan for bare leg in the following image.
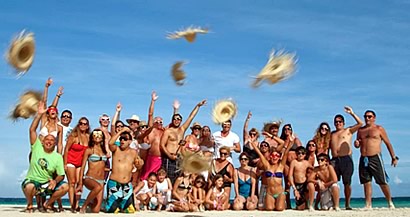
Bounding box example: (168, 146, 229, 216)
(379, 184, 395, 208)
(364, 182, 372, 208)
(45, 184, 69, 210)
(66, 167, 77, 211)
(22, 183, 36, 212)
(344, 184, 352, 209)
(331, 185, 340, 210)
(307, 182, 315, 211)
(80, 178, 103, 213)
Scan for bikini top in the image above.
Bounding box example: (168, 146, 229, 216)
(265, 171, 284, 178)
(39, 122, 58, 138)
(88, 154, 107, 162)
(178, 180, 192, 190)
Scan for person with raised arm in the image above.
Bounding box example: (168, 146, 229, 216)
(330, 106, 363, 210)
(22, 101, 68, 213)
(160, 99, 206, 183)
(106, 127, 144, 213)
(242, 111, 260, 167)
(355, 110, 398, 209)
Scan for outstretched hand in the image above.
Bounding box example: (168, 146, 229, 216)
(173, 100, 180, 110)
(57, 87, 64, 96)
(344, 106, 354, 114)
(246, 111, 252, 120)
(45, 77, 53, 87)
(152, 91, 159, 101)
(116, 102, 122, 112)
(198, 99, 207, 107)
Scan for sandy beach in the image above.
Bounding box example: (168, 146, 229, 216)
(0, 205, 409, 217)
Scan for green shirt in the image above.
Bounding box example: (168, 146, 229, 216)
(26, 138, 65, 183)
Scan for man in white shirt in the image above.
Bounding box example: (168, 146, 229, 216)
(213, 120, 241, 163)
(58, 110, 73, 151)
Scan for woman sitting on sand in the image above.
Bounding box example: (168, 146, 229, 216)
(170, 171, 192, 212)
(250, 136, 292, 211)
(233, 152, 258, 210)
(77, 129, 107, 213)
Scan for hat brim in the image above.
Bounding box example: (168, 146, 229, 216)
(6, 31, 35, 73)
(212, 100, 237, 124)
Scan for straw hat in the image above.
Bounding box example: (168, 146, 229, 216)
(190, 122, 201, 129)
(263, 119, 283, 132)
(6, 30, 36, 75)
(139, 120, 148, 127)
(212, 99, 237, 124)
(171, 61, 187, 86)
(10, 90, 42, 120)
(252, 49, 297, 88)
(166, 26, 209, 43)
(179, 151, 211, 174)
(126, 115, 140, 124)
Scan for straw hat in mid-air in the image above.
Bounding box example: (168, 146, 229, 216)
(10, 90, 42, 120)
(252, 49, 297, 88)
(179, 151, 211, 174)
(212, 99, 237, 124)
(166, 26, 209, 43)
(171, 61, 187, 86)
(5, 30, 36, 77)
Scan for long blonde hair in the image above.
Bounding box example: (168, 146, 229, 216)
(312, 122, 331, 151)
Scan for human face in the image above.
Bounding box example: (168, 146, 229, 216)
(249, 131, 257, 138)
(172, 116, 182, 127)
(115, 123, 124, 133)
(47, 107, 58, 119)
(320, 125, 329, 135)
(92, 130, 103, 143)
(334, 118, 344, 130)
(260, 142, 269, 153)
(269, 152, 280, 164)
(318, 157, 328, 166)
(154, 118, 163, 128)
(215, 177, 224, 188)
(43, 135, 56, 153)
(192, 126, 201, 135)
(284, 126, 292, 135)
(119, 134, 131, 149)
(219, 150, 229, 160)
(79, 120, 89, 131)
(147, 175, 157, 187)
(307, 142, 316, 151)
(195, 179, 205, 188)
(129, 120, 139, 130)
(269, 126, 279, 136)
(240, 156, 249, 165)
(61, 112, 72, 126)
(100, 116, 110, 127)
(222, 122, 231, 132)
(364, 112, 375, 125)
(157, 174, 166, 182)
(202, 127, 211, 136)
(296, 151, 306, 160)
(138, 125, 148, 132)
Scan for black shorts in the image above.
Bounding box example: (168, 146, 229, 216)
(331, 155, 353, 185)
(359, 154, 389, 185)
(294, 182, 307, 206)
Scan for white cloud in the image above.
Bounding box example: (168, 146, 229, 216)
(394, 175, 403, 185)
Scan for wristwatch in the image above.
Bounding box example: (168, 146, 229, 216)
(394, 156, 399, 160)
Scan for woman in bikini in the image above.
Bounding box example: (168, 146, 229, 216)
(312, 122, 331, 155)
(77, 129, 107, 213)
(170, 171, 193, 212)
(250, 136, 292, 211)
(64, 117, 90, 213)
(205, 174, 228, 210)
(199, 126, 215, 158)
(183, 122, 202, 153)
(233, 152, 258, 210)
(208, 146, 234, 210)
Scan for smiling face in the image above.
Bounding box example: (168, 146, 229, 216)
(269, 151, 281, 164)
(215, 177, 224, 188)
(221, 121, 231, 133)
(364, 111, 376, 126)
(43, 134, 56, 153)
(147, 175, 157, 187)
(60, 111, 72, 126)
(78, 118, 90, 132)
(154, 117, 163, 129)
(172, 115, 182, 127)
(119, 133, 132, 149)
(47, 107, 58, 120)
(319, 123, 330, 135)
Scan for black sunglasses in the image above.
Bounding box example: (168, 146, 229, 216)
(220, 152, 228, 156)
(119, 136, 129, 141)
(61, 115, 72, 118)
(240, 158, 249, 161)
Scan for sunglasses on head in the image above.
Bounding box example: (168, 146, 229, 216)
(119, 136, 129, 141)
(61, 115, 71, 119)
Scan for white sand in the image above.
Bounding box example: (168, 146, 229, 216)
(0, 205, 409, 217)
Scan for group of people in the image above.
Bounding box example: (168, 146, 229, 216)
(21, 78, 399, 213)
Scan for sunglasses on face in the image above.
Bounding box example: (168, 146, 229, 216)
(334, 120, 343, 124)
(155, 120, 163, 124)
(297, 152, 306, 156)
(318, 158, 327, 162)
(240, 158, 249, 161)
(130, 120, 139, 124)
(173, 117, 182, 121)
(79, 122, 88, 126)
(308, 143, 316, 147)
(92, 131, 103, 138)
(193, 127, 201, 130)
(284, 127, 292, 131)
(220, 152, 228, 156)
(271, 153, 281, 158)
(250, 133, 257, 136)
(196, 180, 204, 185)
(139, 125, 148, 129)
(119, 136, 130, 141)
(260, 143, 269, 148)
(321, 127, 329, 130)
(116, 125, 124, 128)
(61, 115, 71, 119)
(364, 115, 374, 119)
(101, 118, 109, 121)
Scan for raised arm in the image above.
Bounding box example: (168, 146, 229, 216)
(110, 102, 122, 136)
(108, 128, 130, 153)
(243, 111, 251, 143)
(380, 126, 398, 167)
(40, 78, 53, 124)
(249, 138, 269, 170)
(29, 101, 46, 145)
(50, 86, 63, 108)
(344, 106, 363, 133)
(148, 91, 158, 127)
(181, 100, 206, 132)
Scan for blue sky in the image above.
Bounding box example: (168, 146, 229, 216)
(0, 0, 409, 198)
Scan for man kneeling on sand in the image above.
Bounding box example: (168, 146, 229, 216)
(22, 101, 68, 213)
(307, 153, 340, 211)
(107, 127, 144, 213)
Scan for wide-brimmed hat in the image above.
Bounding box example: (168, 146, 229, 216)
(212, 99, 237, 124)
(190, 122, 202, 129)
(263, 119, 283, 132)
(126, 115, 140, 124)
(179, 151, 211, 174)
(171, 61, 187, 86)
(10, 90, 42, 120)
(138, 120, 148, 127)
(252, 49, 297, 88)
(166, 26, 209, 43)
(6, 30, 36, 76)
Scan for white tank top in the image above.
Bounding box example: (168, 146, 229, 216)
(156, 179, 169, 193)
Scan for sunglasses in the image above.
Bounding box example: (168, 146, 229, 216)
(101, 118, 110, 121)
(139, 125, 148, 129)
(155, 121, 163, 124)
(196, 180, 205, 185)
(260, 143, 269, 147)
(220, 152, 228, 156)
(284, 127, 292, 131)
(92, 131, 103, 138)
(308, 143, 316, 147)
(116, 125, 124, 128)
(364, 115, 374, 119)
(318, 158, 327, 162)
(240, 158, 249, 161)
(79, 122, 88, 126)
(250, 133, 257, 136)
(119, 136, 129, 141)
(129, 120, 139, 124)
(334, 120, 343, 124)
(61, 115, 71, 119)
(321, 127, 329, 130)
(271, 153, 281, 158)
(222, 124, 231, 127)
(297, 152, 306, 155)
(173, 117, 182, 121)
(193, 127, 201, 130)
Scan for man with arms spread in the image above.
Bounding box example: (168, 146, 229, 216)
(355, 110, 398, 209)
(330, 106, 362, 210)
(22, 101, 68, 213)
(107, 128, 144, 213)
(160, 99, 206, 183)
(213, 120, 241, 163)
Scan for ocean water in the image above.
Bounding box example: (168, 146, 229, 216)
(1, 197, 410, 208)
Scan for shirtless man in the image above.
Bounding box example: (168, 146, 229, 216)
(355, 110, 398, 209)
(307, 153, 340, 211)
(289, 146, 312, 210)
(160, 99, 206, 183)
(106, 128, 144, 213)
(330, 106, 362, 209)
(140, 91, 165, 180)
(262, 122, 285, 151)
